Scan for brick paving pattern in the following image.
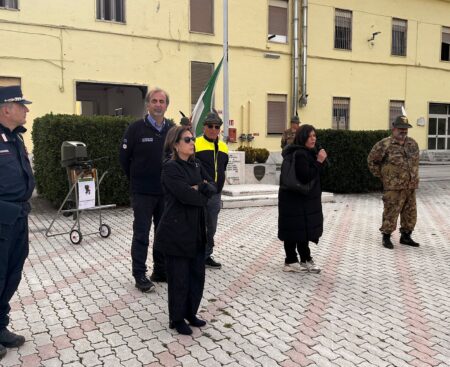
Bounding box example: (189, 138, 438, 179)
(2, 181, 449, 366)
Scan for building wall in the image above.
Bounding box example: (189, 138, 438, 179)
(0, 0, 449, 151)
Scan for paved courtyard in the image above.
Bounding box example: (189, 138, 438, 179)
(2, 180, 450, 366)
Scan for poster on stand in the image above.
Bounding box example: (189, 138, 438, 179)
(78, 178, 96, 209)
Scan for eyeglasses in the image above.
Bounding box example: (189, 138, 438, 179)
(206, 124, 220, 130)
(181, 136, 196, 143)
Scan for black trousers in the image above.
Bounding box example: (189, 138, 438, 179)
(0, 216, 29, 329)
(165, 250, 205, 323)
(284, 241, 311, 264)
(131, 194, 165, 277)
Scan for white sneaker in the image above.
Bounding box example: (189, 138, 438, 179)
(283, 262, 304, 272)
(305, 259, 321, 273)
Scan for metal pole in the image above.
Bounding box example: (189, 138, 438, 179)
(292, 0, 299, 116)
(223, 0, 229, 142)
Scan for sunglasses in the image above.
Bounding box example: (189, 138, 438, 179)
(206, 124, 220, 130)
(181, 136, 196, 143)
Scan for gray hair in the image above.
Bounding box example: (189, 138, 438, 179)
(145, 88, 170, 106)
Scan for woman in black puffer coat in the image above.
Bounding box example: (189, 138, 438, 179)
(155, 126, 216, 336)
(278, 124, 327, 273)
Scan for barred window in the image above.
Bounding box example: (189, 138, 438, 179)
(0, 0, 18, 9)
(332, 97, 350, 130)
(96, 0, 125, 23)
(334, 9, 352, 50)
(190, 0, 214, 34)
(441, 27, 450, 61)
(191, 62, 214, 109)
(268, 0, 288, 43)
(267, 94, 287, 134)
(389, 100, 405, 127)
(392, 18, 407, 56)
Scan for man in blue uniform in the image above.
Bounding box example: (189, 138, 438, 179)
(0, 86, 35, 359)
(119, 88, 174, 292)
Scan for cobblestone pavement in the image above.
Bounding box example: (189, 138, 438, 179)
(2, 181, 450, 367)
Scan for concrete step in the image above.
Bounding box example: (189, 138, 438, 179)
(221, 184, 334, 209)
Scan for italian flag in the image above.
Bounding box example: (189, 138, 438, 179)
(191, 58, 223, 137)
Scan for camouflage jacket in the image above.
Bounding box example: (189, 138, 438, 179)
(281, 129, 296, 148)
(367, 136, 419, 190)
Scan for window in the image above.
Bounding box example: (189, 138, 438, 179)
(267, 94, 287, 134)
(268, 0, 288, 43)
(392, 18, 407, 56)
(0, 0, 18, 9)
(190, 0, 213, 34)
(389, 100, 405, 127)
(191, 62, 214, 109)
(96, 0, 125, 23)
(334, 9, 352, 50)
(332, 97, 350, 130)
(0, 77, 20, 87)
(441, 27, 450, 61)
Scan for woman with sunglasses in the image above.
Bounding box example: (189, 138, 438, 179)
(155, 126, 217, 335)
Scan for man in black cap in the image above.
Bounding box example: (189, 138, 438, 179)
(0, 86, 35, 359)
(281, 116, 300, 149)
(195, 113, 229, 268)
(368, 115, 420, 249)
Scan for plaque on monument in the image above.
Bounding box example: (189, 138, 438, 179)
(253, 165, 266, 181)
(225, 151, 245, 185)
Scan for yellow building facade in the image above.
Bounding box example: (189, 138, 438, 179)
(0, 0, 449, 152)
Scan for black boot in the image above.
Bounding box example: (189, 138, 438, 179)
(382, 234, 394, 249)
(0, 344, 6, 359)
(0, 328, 25, 348)
(400, 232, 420, 247)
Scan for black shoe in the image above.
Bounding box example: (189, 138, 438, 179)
(187, 316, 206, 327)
(0, 328, 25, 348)
(382, 234, 394, 249)
(400, 233, 420, 247)
(149, 272, 167, 283)
(134, 275, 155, 293)
(205, 257, 222, 269)
(0, 344, 6, 359)
(169, 320, 192, 335)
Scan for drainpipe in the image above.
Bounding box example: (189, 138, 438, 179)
(299, 0, 308, 107)
(292, 0, 300, 116)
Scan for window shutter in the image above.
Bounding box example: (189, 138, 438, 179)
(190, 0, 213, 34)
(191, 62, 214, 107)
(267, 95, 287, 134)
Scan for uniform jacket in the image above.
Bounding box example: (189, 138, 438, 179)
(0, 123, 35, 225)
(154, 158, 217, 258)
(281, 128, 296, 149)
(367, 136, 419, 190)
(119, 116, 174, 195)
(278, 145, 323, 243)
(195, 135, 229, 193)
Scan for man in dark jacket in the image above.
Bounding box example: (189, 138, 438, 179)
(119, 88, 174, 292)
(0, 86, 35, 359)
(194, 113, 229, 269)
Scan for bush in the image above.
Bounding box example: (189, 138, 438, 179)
(315, 129, 390, 193)
(237, 146, 270, 164)
(32, 114, 135, 207)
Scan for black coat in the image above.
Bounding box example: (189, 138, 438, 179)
(278, 145, 324, 243)
(154, 157, 216, 258)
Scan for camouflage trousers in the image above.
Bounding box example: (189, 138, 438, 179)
(380, 189, 417, 234)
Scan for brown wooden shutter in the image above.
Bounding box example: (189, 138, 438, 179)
(267, 95, 287, 134)
(190, 0, 213, 34)
(191, 62, 214, 106)
(268, 6, 287, 37)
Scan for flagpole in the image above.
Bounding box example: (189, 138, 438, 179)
(223, 0, 229, 142)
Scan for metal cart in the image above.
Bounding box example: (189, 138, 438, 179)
(45, 141, 116, 244)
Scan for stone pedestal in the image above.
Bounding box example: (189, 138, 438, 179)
(244, 164, 276, 185)
(225, 151, 245, 185)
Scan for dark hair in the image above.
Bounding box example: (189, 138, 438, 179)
(164, 126, 193, 160)
(293, 124, 316, 147)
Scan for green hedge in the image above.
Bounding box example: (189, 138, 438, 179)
(32, 114, 135, 207)
(316, 129, 390, 193)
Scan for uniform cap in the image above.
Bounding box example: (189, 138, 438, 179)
(0, 85, 32, 105)
(203, 112, 223, 126)
(392, 115, 412, 129)
(290, 115, 300, 124)
(180, 117, 191, 126)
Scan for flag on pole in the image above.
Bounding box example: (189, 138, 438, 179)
(191, 58, 223, 137)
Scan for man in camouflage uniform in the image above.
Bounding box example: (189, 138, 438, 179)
(367, 115, 420, 249)
(281, 115, 300, 149)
